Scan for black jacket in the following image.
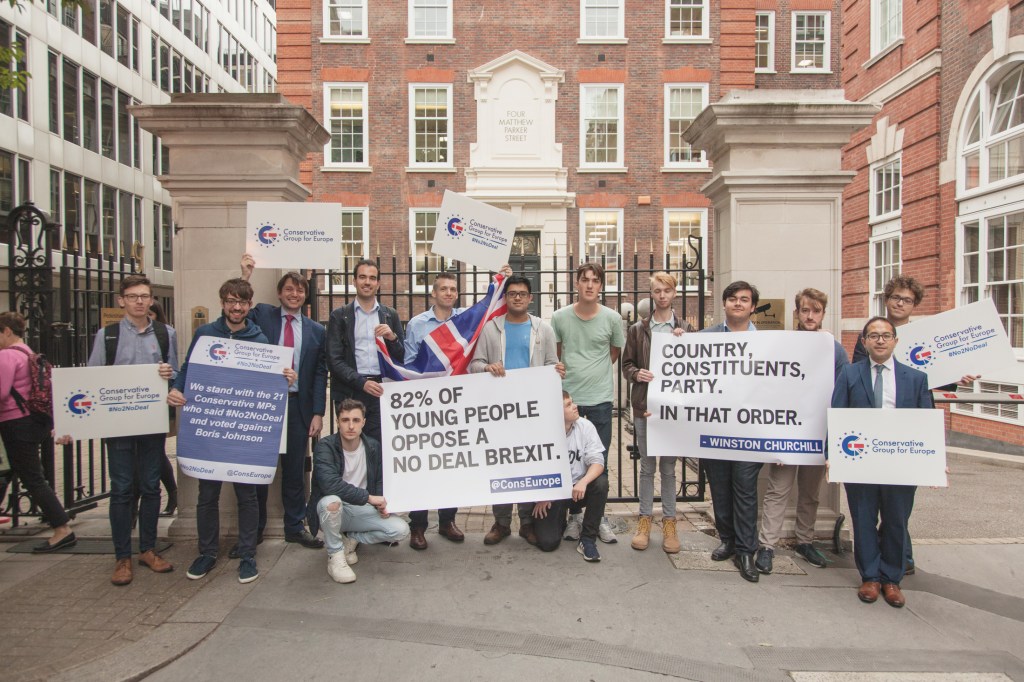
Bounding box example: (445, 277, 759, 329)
(325, 301, 405, 405)
(307, 433, 383, 534)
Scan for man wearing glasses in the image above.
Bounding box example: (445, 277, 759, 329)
(470, 275, 564, 547)
(85, 274, 178, 586)
(168, 279, 297, 584)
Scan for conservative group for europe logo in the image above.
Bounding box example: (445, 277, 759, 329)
(205, 341, 231, 362)
(63, 389, 96, 419)
(445, 214, 464, 238)
(838, 431, 868, 460)
(256, 223, 279, 247)
(904, 340, 935, 368)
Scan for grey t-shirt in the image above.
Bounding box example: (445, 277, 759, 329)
(565, 417, 605, 484)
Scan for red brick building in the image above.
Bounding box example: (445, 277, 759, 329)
(842, 0, 1024, 449)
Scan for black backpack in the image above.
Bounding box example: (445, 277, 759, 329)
(104, 321, 170, 365)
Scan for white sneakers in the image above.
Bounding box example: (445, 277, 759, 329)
(327, 551, 356, 584)
(342, 534, 359, 565)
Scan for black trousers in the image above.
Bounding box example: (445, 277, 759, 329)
(534, 474, 609, 551)
(0, 416, 69, 528)
(703, 459, 763, 554)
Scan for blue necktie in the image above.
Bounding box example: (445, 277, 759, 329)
(873, 364, 884, 409)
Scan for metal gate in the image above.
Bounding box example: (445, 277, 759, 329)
(308, 239, 709, 505)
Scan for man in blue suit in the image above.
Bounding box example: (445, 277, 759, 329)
(241, 255, 328, 550)
(831, 316, 934, 608)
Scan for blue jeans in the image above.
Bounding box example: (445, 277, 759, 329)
(197, 478, 259, 558)
(577, 402, 612, 467)
(317, 495, 409, 555)
(106, 434, 165, 559)
(845, 482, 915, 585)
(633, 417, 678, 518)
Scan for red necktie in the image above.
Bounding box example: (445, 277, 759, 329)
(283, 314, 295, 367)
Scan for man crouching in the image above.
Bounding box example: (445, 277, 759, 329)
(308, 399, 410, 583)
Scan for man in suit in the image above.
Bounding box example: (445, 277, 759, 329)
(831, 316, 934, 608)
(240, 255, 327, 550)
(699, 280, 763, 583)
(326, 259, 405, 444)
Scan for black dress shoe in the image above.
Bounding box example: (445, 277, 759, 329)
(285, 529, 324, 549)
(734, 553, 760, 583)
(32, 532, 78, 553)
(711, 540, 735, 562)
(755, 547, 774, 574)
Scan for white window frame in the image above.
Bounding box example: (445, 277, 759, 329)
(870, 0, 902, 58)
(791, 12, 831, 74)
(952, 379, 1023, 425)
(409, 208, 443, 290)
(869, 154, 902, 224)
(579, 208, 624, 289)
(664, 0, 709, 42)
(407, 0, 453, 43)
(408, 83, 453, 170)
(580, 0, 626, 43)
(663, 208, 708, 291)
(323, 0, 368, 40)
(755, 11, 775, 73)
(330, 207, 370, 288)
(323, 82, 369, 170)
(663, 83, 709, 169)
(868, 227, 901, 316)
(579, 83, 625, 171)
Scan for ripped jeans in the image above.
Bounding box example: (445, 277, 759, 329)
(317, 495, 410, 555)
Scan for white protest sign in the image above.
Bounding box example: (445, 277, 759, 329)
(52, 365, 168, 440)
(647, 331, 835, 465)
(381, 366, 571, 513)
(246, 201, 343, 270)
(894, 299, 1017, 388)
(827, 408, 947, 486)
(430, 190, 516, 272)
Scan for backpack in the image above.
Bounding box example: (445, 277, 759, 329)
(4, 345, 54, 423)
(104, 321, 170, 365)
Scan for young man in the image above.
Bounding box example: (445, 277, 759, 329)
(621, 272, 692, 554)
(831, 317, 933, 608)
(700, 281, 763, 582)
(240, 255, 327, 552)
(326, 259, 405, 443)
(755, 288, 849, 575)
(469, 275, 565, 546)
(308, 399, 410, 584)
(531, 392, 609, 561)
(168, 278, 297, 585)
(85, 274, 177, 586)
(551, 262, 625, 544)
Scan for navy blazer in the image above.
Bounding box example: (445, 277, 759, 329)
(325, 301, 405, 405)
(248, 303, 328, 428)
(831, 358, 934, 410)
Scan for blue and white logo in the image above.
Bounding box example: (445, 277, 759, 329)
(206, 342, 230, 362)
(906, 341, 935, 368)
(64, 390, 96, 419)
(445, 214, 464, 238)
(256, 224, 279, 247)
(839, 431, 868, 460)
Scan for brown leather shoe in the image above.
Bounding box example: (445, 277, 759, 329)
(857, 580, 881, 603)
(519, 523, 538, 546)
(882, 583, 906, 608)
(483, 523, 511, 545)
(111, 558, 133, 586)
(410, 527, 428, 550)
(438, 521, 465, 542)
(138, 549, 174, 573)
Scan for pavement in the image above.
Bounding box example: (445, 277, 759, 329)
(0, 448, 1022, 681)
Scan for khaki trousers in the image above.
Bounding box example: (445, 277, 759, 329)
(758, 464, 826, 549)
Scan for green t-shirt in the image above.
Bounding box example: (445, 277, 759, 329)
(551, 304, 625, 406)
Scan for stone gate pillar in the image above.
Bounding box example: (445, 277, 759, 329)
(684, 89, 879, 543)
(132, 94, 330, 539)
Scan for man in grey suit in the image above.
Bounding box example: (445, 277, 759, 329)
(831, 316, 934, 608)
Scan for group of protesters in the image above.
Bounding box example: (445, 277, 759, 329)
(0, 252, 962, 608)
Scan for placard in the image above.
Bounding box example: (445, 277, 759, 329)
(430, 190, 516, 272)
(647, 331, 835, 464)
(176, 337, 292, 484)
(894, 299, 1017, 388)
(52, 365, 169, 440)
(381, 366, 571, 513)
(245, 201, 343, 270)
(827, 408, 947, 486)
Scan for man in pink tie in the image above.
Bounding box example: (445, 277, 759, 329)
(240, 255, 329, 551)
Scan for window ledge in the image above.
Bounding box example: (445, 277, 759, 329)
(320, 37, 371, 44)
(405, 166, 458, 173)
(863, 38, 903, 69)
(404, 37, 455, 44)
(755, 68, 776, 74)
(662, 37, 712, 44)
(320, 165, 373, 173)
(577, 37, 628, 44)
(791, 68, 832, 74)
(576, 166, 628, 173)
(661, 166, 711, 173)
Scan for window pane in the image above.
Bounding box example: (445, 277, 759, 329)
(584, 86, 619, 164)
(102, 185, 116, 257)
(794, 14, 826, 69)
(328, 0, 364, 36)
(413, 87, 448, 164)
(328, 87, 364, 163)
(413, 0, 448, 38)
(667, 87, 702, 163)
(585, 0, 619, 38)
(62, 59, 80, 144)
(755, 13, 771, 69)
(48, 52, 60, 134)
(101, 81, 115, 159)
(583, 211, 620, 287)
(0, 151, 12, 215)
(99, 0, 114, 57)
(413, 211, 440, 286)
(669, 0, 703, 38)
(82, 72, 99, 153)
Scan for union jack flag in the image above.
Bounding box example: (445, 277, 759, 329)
(377, 274, 508, 381)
